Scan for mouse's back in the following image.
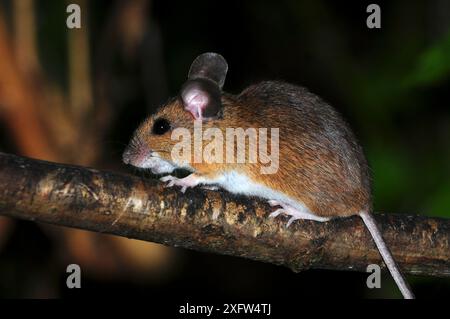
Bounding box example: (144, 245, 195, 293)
(235, 81, 372, 218)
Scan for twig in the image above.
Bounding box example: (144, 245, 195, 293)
(0, 152, 448, 277)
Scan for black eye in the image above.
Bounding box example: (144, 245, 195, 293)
(152, 118, 171, 135)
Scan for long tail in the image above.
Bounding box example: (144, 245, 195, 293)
(359, 211, 415, 299)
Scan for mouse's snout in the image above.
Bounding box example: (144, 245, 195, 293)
(122, 140, 151, 168)
(122, 140, 176, 174)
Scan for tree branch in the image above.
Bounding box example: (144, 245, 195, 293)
(0, 152, 448, 277)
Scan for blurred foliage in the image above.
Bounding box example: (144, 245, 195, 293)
(406, 31, 450, 87)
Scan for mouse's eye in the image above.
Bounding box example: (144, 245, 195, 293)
(152, 118, 171, 135)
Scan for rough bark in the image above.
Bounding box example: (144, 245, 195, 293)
(0, 152, 448, 277)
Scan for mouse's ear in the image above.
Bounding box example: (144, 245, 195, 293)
(180, 53, 228, 121)
(188, 52, 228, 89)
(180, 79, 222, 120)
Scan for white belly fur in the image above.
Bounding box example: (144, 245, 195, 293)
(208, 171, 313, 215)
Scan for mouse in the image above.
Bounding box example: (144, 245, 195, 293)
(122, 52, 414, 299)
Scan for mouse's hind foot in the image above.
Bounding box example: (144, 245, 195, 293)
(268, 200, 330, 227)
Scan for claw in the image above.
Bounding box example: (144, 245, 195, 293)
(286, 216, 298, 228)
(268, 200, 280, 207)
(160, 175, 179, 189)
(201, 185, 219, 191)
(160, 175, 175, 183)
(269, 208, 285, 218)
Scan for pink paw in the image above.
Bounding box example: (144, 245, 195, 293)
(268, 208, 285, 218)
(267, 199, 330, 227)
(268, 200, 281, 207)
(268, 208, 298, 227)
(160, 175, 199, 193)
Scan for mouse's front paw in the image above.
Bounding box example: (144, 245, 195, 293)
(160, 174, 200, 193)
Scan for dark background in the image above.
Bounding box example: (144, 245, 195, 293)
(0, 0, 449, 299)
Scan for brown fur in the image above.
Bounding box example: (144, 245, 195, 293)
(130, 81, 372, 218)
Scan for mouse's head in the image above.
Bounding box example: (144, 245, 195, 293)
(122, 52, 229, 174)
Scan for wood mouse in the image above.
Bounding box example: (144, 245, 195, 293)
(123, 52, 414, 299)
